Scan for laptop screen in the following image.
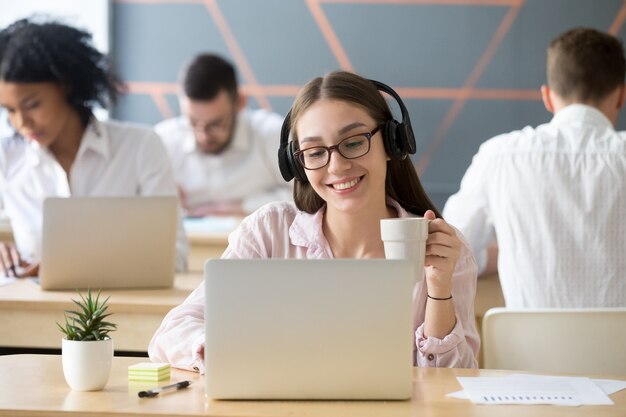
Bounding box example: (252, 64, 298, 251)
(39, 196, 177, 290)
(204, 258, 415, 400)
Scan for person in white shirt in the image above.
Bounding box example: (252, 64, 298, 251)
(443, 27, 626, 308)
(155, 54, 290, 216)
(0, 18, 188, 277)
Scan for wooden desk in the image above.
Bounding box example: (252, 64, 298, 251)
(475, 273, 505, 319)
(0, 218, 506, 354)
(0, 274, 203, 352)
(0, 272, 506, 355)
(1, 355, 625, 417)
(186, 232, 229, 272)
(475, 273, 505, 366)
(0, 218, 12, 243)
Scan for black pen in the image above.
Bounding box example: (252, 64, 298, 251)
(138, 380, 192, 398)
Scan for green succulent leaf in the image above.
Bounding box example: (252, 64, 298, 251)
(56, 289, 117, 341)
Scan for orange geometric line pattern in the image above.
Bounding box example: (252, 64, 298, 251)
(117, 0, 623, 177)
(115, 0, 271, 114)
(116, 0, 203, 3)
(416, 2, 523, 174)
(125, 82, 176, 117)
(150, 93, 175, 119)
(609, 0, 626, 35)
(118, 0, 523, 3)
(395, 87, 540, 100)
(306, 0, 354, 71)
(201, 0, 271, 110)
(117, 0, 547, 120)
(320, 0, 522, 5)
(127, 81, 541, 100)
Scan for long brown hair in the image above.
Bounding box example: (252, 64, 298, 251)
(290, 71, 441, 218)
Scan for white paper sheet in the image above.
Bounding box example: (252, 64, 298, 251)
(0, 275, 17, 287)
(454, 374, 614, 406)
(183, 216, 239, 234)
(593, 379, 626, 395)
(448, 376, 626, 400)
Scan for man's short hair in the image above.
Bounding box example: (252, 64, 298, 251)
(547, 28, 625, 102)
(180, 53, 238, 101)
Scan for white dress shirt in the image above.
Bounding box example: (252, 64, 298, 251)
(443, 104, 626, 308)
(0, 118, 189, 271)
(155, 109, 291, 214)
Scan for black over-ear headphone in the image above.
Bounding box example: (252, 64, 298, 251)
(277, 79, 416, 183)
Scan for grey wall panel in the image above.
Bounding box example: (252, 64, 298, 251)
(423, 100, 550, 200)
(114, 3, 229, 82)
(112, 0, 626, 210)
(218, 0, 338, 84)
(115, 93, 164, 126)
(476, 0, 624, 90)
(324, 3, 508, 87)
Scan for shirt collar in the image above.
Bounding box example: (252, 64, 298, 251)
(24, 118, 109, 166)
(289, 204, 329, 256)
(77, 118, 110, 159)
(25, 137, 44, 167)
(287, 197, 412, 256)
(551, 104, 614, 130)
(226, 109, 250, 152)
(176, 118, 197, 154)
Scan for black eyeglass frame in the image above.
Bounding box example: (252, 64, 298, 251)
(294, 125, 382, 171)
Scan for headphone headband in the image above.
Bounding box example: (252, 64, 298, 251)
(277, 78, 416, 182)
(368, 80, 416, 155)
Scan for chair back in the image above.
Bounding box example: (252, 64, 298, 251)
(482, 307, 626, 374)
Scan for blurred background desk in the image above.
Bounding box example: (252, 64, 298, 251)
(475, 273, 505, 322)
(0, 273, 202, 354)
(2, 355, 625, 417)
(0, 217, 236, 273)
(475, 273, 505, 366)
(0, 217, 12, 243)
(186, 233, 230, 271)
(0, 217, 506, 359)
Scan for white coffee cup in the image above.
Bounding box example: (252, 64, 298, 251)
(380, 218, 429, 270)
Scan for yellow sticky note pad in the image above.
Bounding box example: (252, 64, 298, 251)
(128, 362, 170, 382)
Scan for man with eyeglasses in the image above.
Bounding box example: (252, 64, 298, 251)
(155, 54, 290, 216)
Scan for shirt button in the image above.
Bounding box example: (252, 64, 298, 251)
(427, 354, 435, 361)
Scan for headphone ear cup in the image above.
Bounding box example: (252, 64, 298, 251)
(278, 142, 294, 182)
(287, 141, 308, 182)
(369, 78, 417, 158)
(383, 120, 407, 161)
(397, 122, 416, 155)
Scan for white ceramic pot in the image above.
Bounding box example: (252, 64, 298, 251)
(62, 337, 113, 391)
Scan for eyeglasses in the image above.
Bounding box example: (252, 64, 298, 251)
(188, 114, 235, 136)
(294, 125, 382, 170)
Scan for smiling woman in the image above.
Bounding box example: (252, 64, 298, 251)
(0, 18, 189, 277)
(149, 71, 480, 373)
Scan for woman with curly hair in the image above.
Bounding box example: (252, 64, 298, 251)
(0, 18, 188, 276)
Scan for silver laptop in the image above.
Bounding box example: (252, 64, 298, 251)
(39, 196, 177, 290)
(204, 259, 415, 400)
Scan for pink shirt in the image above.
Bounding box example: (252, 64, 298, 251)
(149, 200, 480, 372)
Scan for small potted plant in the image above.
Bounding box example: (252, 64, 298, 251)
(57, 289, 117, 391)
